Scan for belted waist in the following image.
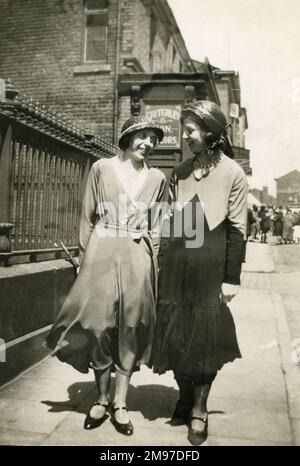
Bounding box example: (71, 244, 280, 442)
(95, 221, 149, 239)
(95, 220, 158, 301)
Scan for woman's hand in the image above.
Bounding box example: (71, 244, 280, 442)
(220, 283, 240, 304)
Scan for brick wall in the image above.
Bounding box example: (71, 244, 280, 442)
(132, 0, 151, 72)
(120, 0, 135, 59)
(0, 0, 189, 142)
(0, 0, 119, 140)
(118, 96, 131, 137)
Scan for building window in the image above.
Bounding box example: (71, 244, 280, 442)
(179, 62, 183, 72)
(84, 0, 109, 62)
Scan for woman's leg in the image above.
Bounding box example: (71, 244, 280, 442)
(176, 376, 194, 405)
(95, 367, 111, 401)
(191, 383, 212, 429)
(89, 367, 111, 419)
(113, 371, 132, 423)
(84, 367, 111, 429)
(171, 374, 194, 424)
(113, 342, 137, 424)
(187, 379, 215, 445)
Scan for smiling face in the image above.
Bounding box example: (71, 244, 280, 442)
(182, 118, 207, 154)
(129, 129, 157, 161)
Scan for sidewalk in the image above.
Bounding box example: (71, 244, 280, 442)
(0, 242, 299, 446)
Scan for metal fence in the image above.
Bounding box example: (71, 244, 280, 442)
(0, 79, 120, 266)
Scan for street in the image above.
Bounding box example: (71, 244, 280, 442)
(270, 243, 300, 341)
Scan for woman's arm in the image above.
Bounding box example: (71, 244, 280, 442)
(224, 167, 248, 286)
(78, 163, 99, 264)
(149, 175, 167, 257)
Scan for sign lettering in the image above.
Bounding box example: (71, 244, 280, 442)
(145, 104, 181, 149)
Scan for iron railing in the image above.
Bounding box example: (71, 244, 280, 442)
(0, 79, 121, 265)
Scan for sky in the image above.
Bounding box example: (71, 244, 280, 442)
(168, 0, 300, 195)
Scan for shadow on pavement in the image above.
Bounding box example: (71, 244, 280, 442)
(41, 380, 225, 421)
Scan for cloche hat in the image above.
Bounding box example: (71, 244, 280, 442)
(180, 100, 228, 135)
(118, 116, 164, 151)
(181, 100, 234, 157)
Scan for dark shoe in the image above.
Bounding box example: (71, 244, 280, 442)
(188, 415, 208, 446)
(170, 400, 193, 426)
(84, 401, 110, 430)
(111, 406, 133, 436)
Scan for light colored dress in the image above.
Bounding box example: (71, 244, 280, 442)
(46, 156, 166, 375)
(283, 213, 294, 241)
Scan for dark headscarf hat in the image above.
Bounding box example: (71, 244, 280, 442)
(118, 116, 164, 151)
(180, 100, 233, 156)
(181, 101, 228, 135)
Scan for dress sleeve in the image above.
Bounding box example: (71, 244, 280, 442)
(78, 163, 99, 264)
(149, 174, 167, 258)
(224, 167, 248, 285)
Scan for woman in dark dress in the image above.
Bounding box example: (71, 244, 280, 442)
(273, 208, 283, 243)
(46, 117, 166, 436)
(258, 206, 270, 243)
(151, 101, 248, 445)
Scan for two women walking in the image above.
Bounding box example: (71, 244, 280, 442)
(46, 101, 248, 445)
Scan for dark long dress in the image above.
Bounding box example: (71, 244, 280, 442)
(46, 157, 166, 376)
(273, 212, 283, 236)
(151, 154, 248, 380)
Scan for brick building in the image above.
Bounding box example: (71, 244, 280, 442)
(0, 0, 194, 142)
(212, 69, 251, 175)
(250, 187, 276, 206)
(0, 0, 251, 172)
(275, 170, 300, 208)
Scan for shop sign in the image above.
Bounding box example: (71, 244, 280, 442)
(145, 104, 181, 149)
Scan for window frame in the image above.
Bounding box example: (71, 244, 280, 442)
(83, 0, 109, 64)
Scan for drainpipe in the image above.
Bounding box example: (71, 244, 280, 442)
(113, 0, 122, 146)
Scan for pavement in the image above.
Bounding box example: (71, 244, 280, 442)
(0, 241, 300, 446)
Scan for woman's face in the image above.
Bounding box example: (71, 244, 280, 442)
(182, 118, 207, 154)
(129, 129, 157, 162)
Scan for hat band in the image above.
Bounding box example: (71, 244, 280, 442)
(182, 108, 226, 133)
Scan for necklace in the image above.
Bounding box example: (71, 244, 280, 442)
(193, 151, 222, 181)
(193, 151, 221, 170)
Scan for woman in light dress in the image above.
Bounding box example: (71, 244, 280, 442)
(46, 117, 166, 436)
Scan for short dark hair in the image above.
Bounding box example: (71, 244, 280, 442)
(120, 133, 132, 151)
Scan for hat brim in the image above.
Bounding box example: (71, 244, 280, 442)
(118, 122, 164, 151)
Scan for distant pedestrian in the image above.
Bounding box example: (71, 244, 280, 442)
(242, 207, 256, 261)
(268, 206, 275, 235)
(250, 204, 259, 241)
(293, 225, 300, 243)
(283, 209, 294, 244)
(273, 208, 283, 243)
(247, 208, 256, 238)
(259, 206, 270, 243)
